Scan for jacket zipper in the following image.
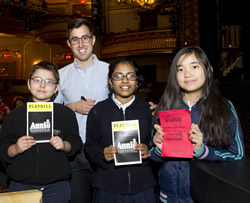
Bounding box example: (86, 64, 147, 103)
(122, 107, 131, 193)
(35, 145, 40, 184)
(128, 169, 131, 193)
(122, 108, 126, 120)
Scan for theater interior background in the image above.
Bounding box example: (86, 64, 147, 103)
(0, 0, 250, 158)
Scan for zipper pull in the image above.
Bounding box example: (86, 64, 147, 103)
(123, 109, 126, 120)
(187, 100, 191, 111)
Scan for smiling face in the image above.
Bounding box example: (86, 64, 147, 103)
(28, 69, 59, 102)
(109, 62, 138, 104)
(67, 24, 96, 66)
(176, 53, 206, 99)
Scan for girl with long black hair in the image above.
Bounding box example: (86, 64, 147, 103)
(151, 46, 245, 203)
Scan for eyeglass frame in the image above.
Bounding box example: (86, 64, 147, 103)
(111, 72, 137, 81)
(31, 77, 57, 86)
(69, 35, 93, 45)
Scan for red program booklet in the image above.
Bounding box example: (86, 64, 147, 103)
(158, 109, 193, 158)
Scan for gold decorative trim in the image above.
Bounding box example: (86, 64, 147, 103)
(0, 49, 22, 79)
(101, 30, 176, 59)
(179, 0, 199, 46)
(0, 49, 21, 58)
(53, 50, 74, 69)
(23, 41, 51, 79)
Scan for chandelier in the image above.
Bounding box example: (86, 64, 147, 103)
(135, 0, 158, 9)
(115, 0, 160, 9)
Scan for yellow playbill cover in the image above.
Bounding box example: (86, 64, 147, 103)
(112, 120, 142, 166)
(27, 102, 53, 143)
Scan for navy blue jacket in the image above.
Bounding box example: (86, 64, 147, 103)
(150, 99, 245, 203)
(85, 96, 157, 194)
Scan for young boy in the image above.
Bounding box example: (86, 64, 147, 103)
(0, 61, 82, 203)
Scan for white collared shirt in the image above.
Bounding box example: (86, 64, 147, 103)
(112, 93, 135, 112)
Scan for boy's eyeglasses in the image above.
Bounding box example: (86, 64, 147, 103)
(31, 77, 56, 86)
(69, 35, 92, 45)
(112, 73, 137, 81)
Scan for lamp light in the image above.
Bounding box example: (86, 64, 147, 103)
(65, 55, 72, 60)
(115, 0, 158, 9)
(135, 0, 157, 9)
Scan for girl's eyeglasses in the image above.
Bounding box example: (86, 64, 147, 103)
(112, 73, 137, 81)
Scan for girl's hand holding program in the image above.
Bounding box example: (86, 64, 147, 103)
(189, 123, 203, 154)
(104, 145, 119, 161)
(134, 144, 150, 159)
(153, 124, 164, 151)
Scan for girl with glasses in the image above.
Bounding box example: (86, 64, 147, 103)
(85, 57, 158, 203)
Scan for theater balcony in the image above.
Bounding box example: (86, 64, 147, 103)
(101, 29, 176, 59)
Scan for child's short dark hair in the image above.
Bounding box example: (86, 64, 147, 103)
(29, 61, 59, 84)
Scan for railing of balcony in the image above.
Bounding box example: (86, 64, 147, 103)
(102, 29, 176, 59)
(0, 0, 55, 14)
